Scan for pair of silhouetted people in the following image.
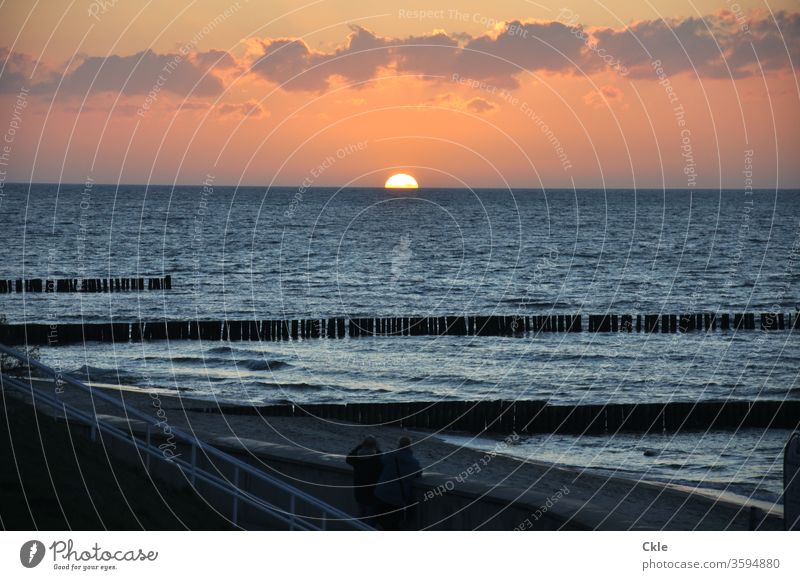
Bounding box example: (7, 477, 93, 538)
(346, 435, 421, 530)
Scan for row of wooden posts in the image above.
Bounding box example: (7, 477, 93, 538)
(0, 312, 797, 345)
(189, 399, 800, 434)
(0, 275, 172, 293)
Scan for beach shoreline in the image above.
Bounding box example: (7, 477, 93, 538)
(12, 376, 784, 530)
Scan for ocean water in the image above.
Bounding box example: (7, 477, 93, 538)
(1, 184, 798, 502)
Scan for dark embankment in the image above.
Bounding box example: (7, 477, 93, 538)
(0, 394, 230, 530)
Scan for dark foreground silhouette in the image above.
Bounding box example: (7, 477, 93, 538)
(0, 394, 230, 530)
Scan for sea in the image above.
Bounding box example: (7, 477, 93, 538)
(1, 183, 798, 503)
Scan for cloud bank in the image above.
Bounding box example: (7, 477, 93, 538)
(1, 10, 796, 101)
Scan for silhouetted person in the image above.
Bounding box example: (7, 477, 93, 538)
(374, 436, 422, 530)
(346, 436, 383, 523)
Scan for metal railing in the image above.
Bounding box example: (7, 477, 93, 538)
(0, 343, 372, 530)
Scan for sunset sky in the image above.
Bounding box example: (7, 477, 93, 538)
(0, 0, 798, 188)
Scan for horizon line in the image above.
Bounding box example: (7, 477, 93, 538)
(5, 181, 800, 192)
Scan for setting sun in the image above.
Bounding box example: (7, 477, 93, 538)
(384, 173, 419, 188)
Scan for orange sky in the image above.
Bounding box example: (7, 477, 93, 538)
(0, 0, 798, 188)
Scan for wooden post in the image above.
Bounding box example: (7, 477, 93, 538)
(598, 315, 611, 332)
(660, 314, 669, 333)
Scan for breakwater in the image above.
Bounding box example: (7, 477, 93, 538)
(1, 311, 796, 345)
(0, 275, 172, 293)
(186, 399, 800, 434)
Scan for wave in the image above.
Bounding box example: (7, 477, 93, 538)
(69, 365, 142, 384)
(555, 353, 631, 362)
(254, 381, 397, 395)
(447, 376, 486, 386)
(255, 381, 323, 391)
(498, 298, 576, 309)
(207, 345, 235, 354)
(239, 359, 292, 371)
(138, 355, 231, 367)
(757, 387, 800, 399)
(140, 353, 292, 372)
(170, 355, 221, 364)
(404, 375, 487, 387)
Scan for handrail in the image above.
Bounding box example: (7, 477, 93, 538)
(0, 342, 372, 530)
(1, 373, 319, 530)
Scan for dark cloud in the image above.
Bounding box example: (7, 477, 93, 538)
(593, 16, 727, 77)
(0, 48, 227, 97)
(457, 20, 590, 87)
(728, 10, 800, 74)
(250, 26, 392, 91)
(0, 47, 57, 93)
(173, 99, 266, 117)
(465, 97, 497, 114)
(3, 11, 798, 100)
(249, 21, 587, 91)
(583, 85, 625, 108)
(57, 49, 224, 96)
(593, 11, 800, 78)
(247, 13, 800, 91)
(392, 31, 460, 77)
(192, 49, 238, 71)
(250, 39, 320, 90)
(428, 92, 498, 114)
(215, 100, 266, 118)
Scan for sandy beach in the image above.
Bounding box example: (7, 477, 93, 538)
(17, 375, 783, 531)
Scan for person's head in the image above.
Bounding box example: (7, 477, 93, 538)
(397, 436, 412, 450)
(362, 435, 379, 451)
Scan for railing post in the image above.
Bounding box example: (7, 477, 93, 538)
(232, 467, 239, 528)
(190, 443, 197, 485)
(145, 425, 151, 471)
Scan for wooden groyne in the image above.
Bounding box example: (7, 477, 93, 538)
(188, 399, 800, 434)
(0, 275, 172, 294)
(0, 312, 797, 345)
